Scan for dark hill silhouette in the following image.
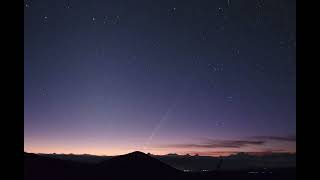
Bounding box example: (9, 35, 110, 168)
(25, 151, 184, 180)
(97, 151, 184, 179)
(24, 152, 96, 180)
(40, 151, 296, 171)
(24, 151, 296, 180)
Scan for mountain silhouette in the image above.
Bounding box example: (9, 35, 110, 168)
(25, 151, 184, 180)
(24, 151, 296, 180)
(97, 151, 184, 179)
(24, 152, 95, 180)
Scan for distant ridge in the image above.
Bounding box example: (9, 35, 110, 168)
(24, 152, 94, 180)
(25, 151, 296, 180)
(97, 151, 183, 179)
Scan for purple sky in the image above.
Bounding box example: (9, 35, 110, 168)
(24, 0, 296, 156)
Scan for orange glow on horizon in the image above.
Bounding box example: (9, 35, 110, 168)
(24, 145, 296, 157)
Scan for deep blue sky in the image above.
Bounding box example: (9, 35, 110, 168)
(24, 0, 296, 156)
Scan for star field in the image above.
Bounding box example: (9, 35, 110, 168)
(24, 0, 296, 156)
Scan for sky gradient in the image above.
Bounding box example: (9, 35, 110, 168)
(24, 0, 296, 156)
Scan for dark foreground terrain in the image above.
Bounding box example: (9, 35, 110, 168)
(25, 151, 296, 180)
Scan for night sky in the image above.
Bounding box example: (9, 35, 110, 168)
(24, 0, 296, 156)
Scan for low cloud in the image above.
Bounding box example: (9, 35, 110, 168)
(251, 135, 296, 142)
(181, 149, 292, 156)
(155, 135, 295, 150)
(157, 139, 265, 149)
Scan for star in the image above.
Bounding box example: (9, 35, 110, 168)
(226, 96, 233, 102)
(201, 34, 207, 41)
(234, 49, 240, 55)
(257, 0, 264, 8)
(279, 41, 286, 48)
(169, 7, 177, 14)
(41, 88, 48, 96)
(227, 0, 231, 6)
(208, 64, 224, 72)
(43, 16, 48, 22)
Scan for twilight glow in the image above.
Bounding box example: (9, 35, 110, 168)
(24, 0, 296, 156)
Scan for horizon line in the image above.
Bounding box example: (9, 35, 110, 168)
(24, 150, 296, 157)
